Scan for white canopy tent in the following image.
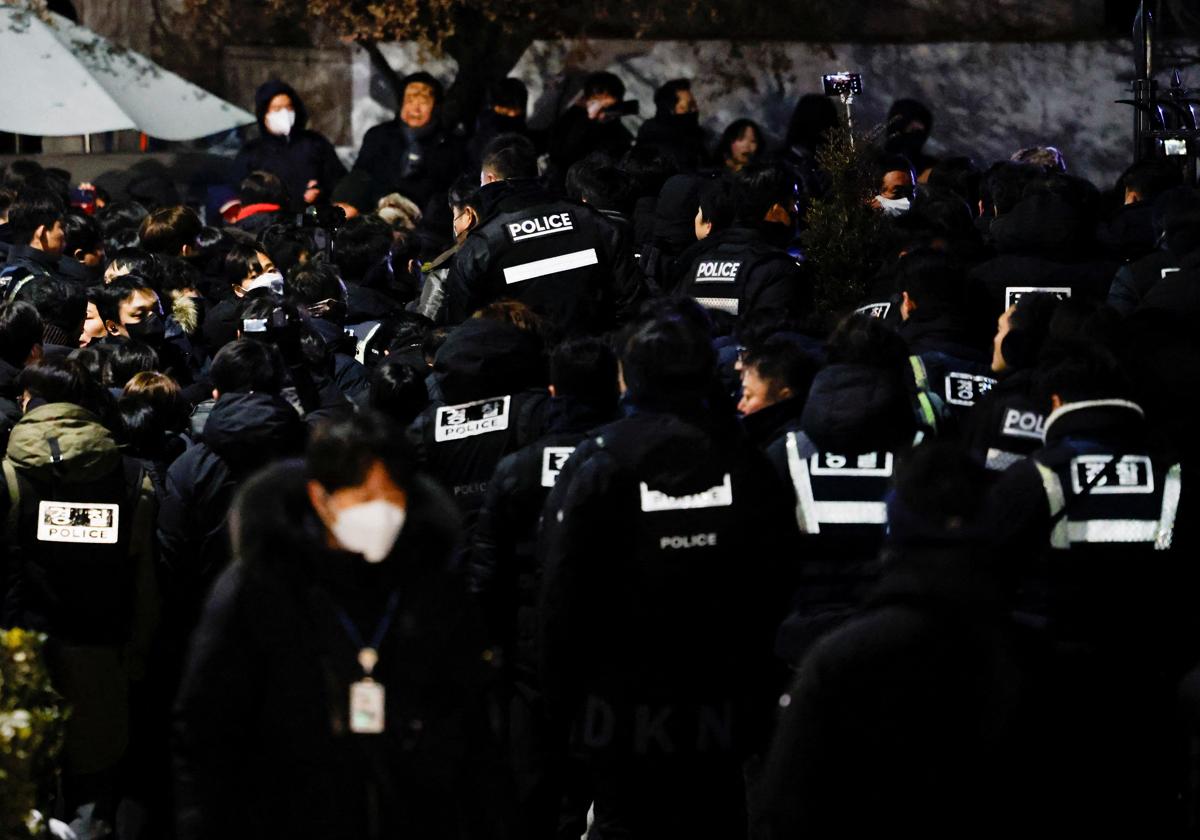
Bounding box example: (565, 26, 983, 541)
(0, 6, 254, 141)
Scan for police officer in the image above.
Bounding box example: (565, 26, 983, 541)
(469, 336, 619, 837)
(442, 134, 640, 336)
(994, 347, 1191, 834)
(1, 357, 158, 827)
(539, 301, 795, 839)
(897, 251, 994, 427)
(407, 316, 550, 533)
(677, 164, 809, 322)
(767, 315, 938, 661)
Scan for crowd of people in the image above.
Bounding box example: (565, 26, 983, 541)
(1, 66, 1199, 839)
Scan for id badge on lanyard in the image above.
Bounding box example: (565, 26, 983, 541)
(334, 592, 401, 736)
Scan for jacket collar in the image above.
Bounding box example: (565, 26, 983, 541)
(1042, 398, 1145, 445)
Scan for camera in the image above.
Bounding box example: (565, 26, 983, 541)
(822, 72, 863, 98)
(296, 204, 347, 260)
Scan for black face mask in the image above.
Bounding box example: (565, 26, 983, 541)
(126, 313, 165, 346)
(669, 111, 700, 131)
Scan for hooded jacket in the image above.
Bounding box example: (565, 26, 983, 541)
(157, 391, 306, 599)
(635, 112, 706, 172)
(677, 226, 810, 321)
(407, 319, 550, 532)
(232, 80, 347, 211)
(173, 460, 511, 840)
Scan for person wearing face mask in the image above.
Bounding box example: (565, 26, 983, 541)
(202, 244, 281, 352)
(635, 79, 706, 172)
(884, 98, 939, 180)
(232, 79, 347, 213)
(95, 275, 207, 398)
(871, 153, 916, 217)
(174, 412, 511, 840)
(411, 174, 482, 324)
(353, 71, 467, 211)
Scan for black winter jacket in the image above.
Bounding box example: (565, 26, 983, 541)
(676, 226, 809, 321)
(232, 81, 346, 210)
(353, 118, 466, 209)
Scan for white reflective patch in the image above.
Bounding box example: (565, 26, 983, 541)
(1035, 462, 1069, 550)
(945, 372, 996, 407)
(434, 396, 511, 442)
(809, 451, 893, 477)
(1067, 519, 1160, 544)
(659, 533, 718, 550)
(1001, 408, 1046, 440)
(785, 433, 820, 535)
(694, 260, 742, 282)
(694, 296, 739, 315)
(985, 448, 1024, 471)
(1004, 286, 1072, 309)
(506, 212, 574, 242)
(540, 446, 575, 488)
(813, 501, 888, 525)
(1157, 464, 1182, 550)
(639, 474, 733, 513)
(37, 501, 119, 544)
(855, 302, 891, 319)
(1162, 267, 1181, 280)
(1069, 455, 1154, 495)
(503, 248, 599, 284)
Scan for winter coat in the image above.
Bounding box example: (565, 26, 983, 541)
(353, 117, 466, 209)
(443, 179, 642, 336)
(173, 460, 512, 840)
(676, 226, 810, 322)
(232, 80, 347, 211)
(635, 114, 707, 171)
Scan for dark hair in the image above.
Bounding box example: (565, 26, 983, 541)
(889, 441, 993, 545)
(211, 338, 284, 395)
(619, 144, 679, 200)
(0, 301, 43, 367)
(698, 176, 736, 230)
(138, 206, 202, 256)
(368, 358, 430, 427)
(826, 313, 910, 371)
(103, 337, 161, 389)
(481, 132, 538, 181)
(731, 163, 794, 226)
(565, 157, 634, 214)
(17, 356, 111, 418)
(400, 71, 444, 106)
(742, 334, 817, 398)
(105, 249, 160, 288)
(894, 250, 965, 317)
(2, 159, 47, 192)
(8, 188, 65, 243)
(447, 173, 481, 213)
(156, 255, 203, 296)
(224, 242, 266, 288)
(583, 71, 625, 101)
(886, 98, 934, 139)
(63, 211, 101, 258)
(362, 311, 435, 369)
(999, 292, 1061, 371)
(981, 161, 1042, 217)
(95, 275, 157, 325)
(488, 77, 528, 112)
(1033, 345, 1129, 408)
(550, 336, 618, 409)
(334, 216, 393, 285)
(95, 200, 149, 251)
(717, 119, 765, 166)
(259, 224, 318, 278)
(287, 262, 344, 308)
(926, 156, 983, 209)
(1121, 158, 1183, 203)
(307, 411, 415, 492)
(69, 344, 108, 383)
(653, 78, 691, 118)
(0, 187, 16, 222)
(118, 372, 191, 458)
(14, 278, 86, 338)
(872, 153, 916, 191)
(621, 311, 715, 403)
(785, 93, 839, 153)
(239, 171, 288, 208)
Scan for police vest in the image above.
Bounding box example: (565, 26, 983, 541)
(681, 245, 786, 318)
(983, 400, 1047, 472)
(1, 457, 151, 645)
(909, 354, 997, 420)
(491, 206, 603, 289)
(1033, 450, 1181, 551)
(781, 431, 897, 535)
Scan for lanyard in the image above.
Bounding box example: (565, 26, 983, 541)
(330, 590, 402, 677)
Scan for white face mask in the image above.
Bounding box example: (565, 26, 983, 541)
(330, 500, 407, 563)
(246, 271, 285, 295)
(876, 195, 912, 217)
(265, 108, 296, 137)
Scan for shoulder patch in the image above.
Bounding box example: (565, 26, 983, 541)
(540, 446, 576, 488)
(854, 301, 892, 319)
(944, 372, 997, 407)
(38, 501, 119, 544)
(640, 474, 733, 512)
(1004, 286, 1072, 309)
